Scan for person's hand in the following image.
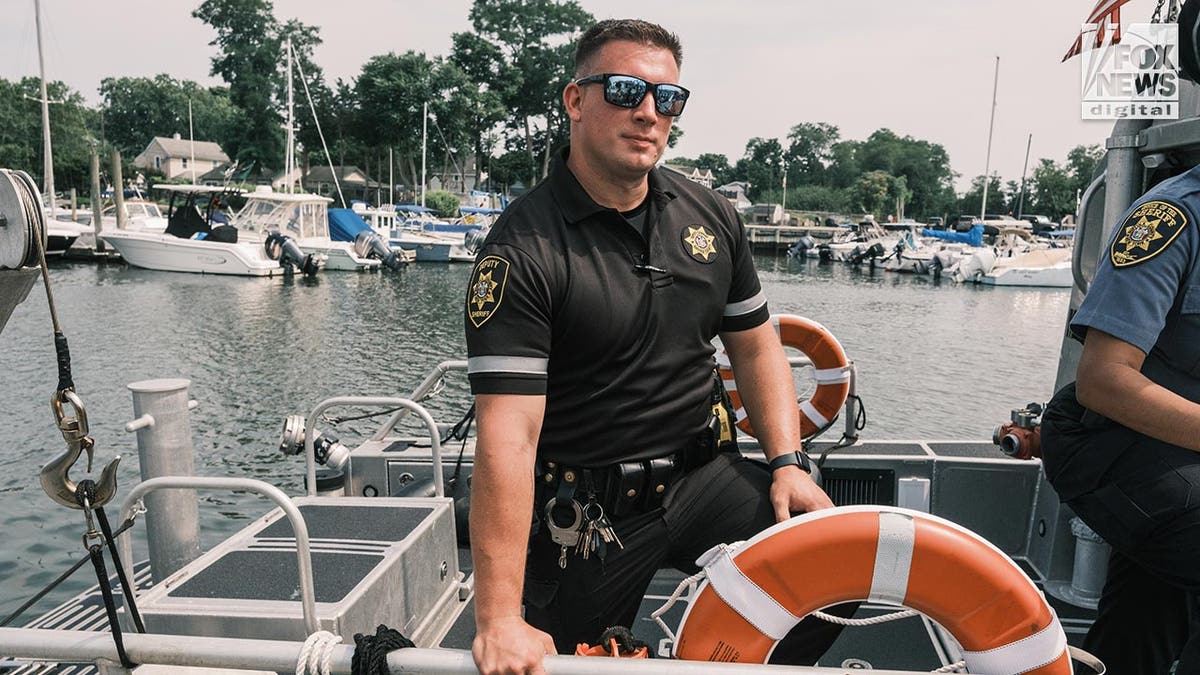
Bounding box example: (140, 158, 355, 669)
(472, 615, 557, 675)
(769, 465, 834, 522)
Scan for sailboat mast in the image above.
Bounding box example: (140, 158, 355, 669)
(34, 0, 55, 215)
(188, 99, 196, 185)
(421, 102, 428, 209)
(980, 56, 999, 220)
(1017, 133, 1032, 219)
(286, 38, 295, 194)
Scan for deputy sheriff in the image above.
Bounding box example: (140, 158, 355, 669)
(1041, 166, 1200, 674)
(464, 18, 850, 675)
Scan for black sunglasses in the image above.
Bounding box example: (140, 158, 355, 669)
(574, 73, 690, 117)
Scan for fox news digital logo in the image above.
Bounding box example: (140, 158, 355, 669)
(1081, 22, 1179, 120)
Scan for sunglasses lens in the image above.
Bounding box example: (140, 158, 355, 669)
(654, 85, 688, 116)
(604, 75, 649, 109)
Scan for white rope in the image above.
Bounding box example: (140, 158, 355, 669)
(651, 568, 708, 645)
(812, 608, 918, 626)
(296, 630, 341, 675)
(932, 661, 968, 673)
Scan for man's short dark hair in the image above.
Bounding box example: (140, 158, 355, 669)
(574, 19, 683, 76)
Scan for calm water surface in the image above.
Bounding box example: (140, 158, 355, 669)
(0, 254, 1069, 615)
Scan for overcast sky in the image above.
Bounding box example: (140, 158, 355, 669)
(1, 0, 1147, 191)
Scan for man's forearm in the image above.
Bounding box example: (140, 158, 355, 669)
(722, 326, 803, 460)
(470, 448, 536, 625)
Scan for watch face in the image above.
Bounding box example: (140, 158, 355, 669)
(797, 451, 812, 472)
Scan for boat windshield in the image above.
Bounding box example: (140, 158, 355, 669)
(236, 197, 330, 240)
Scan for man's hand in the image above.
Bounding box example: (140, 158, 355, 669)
(769, 465, 833, 522)
(472, 616, 557, 675)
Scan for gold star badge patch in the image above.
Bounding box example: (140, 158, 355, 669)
(682, 225, 718, 263)
(467, 255, 510, 327)
(1111, 200, 1188, 268)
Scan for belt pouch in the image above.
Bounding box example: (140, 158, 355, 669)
(641, 457, 674, 510)
(606, 462, 645, 517)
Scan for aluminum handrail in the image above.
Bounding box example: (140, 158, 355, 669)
(372, 359, 468, 438)
(305, 396, 445, 497)
(116, 476, 319, 635)
(0, 627, 928, 674)
(1073, 169, 1107, 294)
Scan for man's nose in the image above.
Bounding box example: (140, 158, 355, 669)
(631, 89, 659, 123)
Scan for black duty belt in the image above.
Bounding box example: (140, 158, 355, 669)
(535, 432, 728, 519)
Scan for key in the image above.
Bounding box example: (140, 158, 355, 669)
(595, 511, 623, 551)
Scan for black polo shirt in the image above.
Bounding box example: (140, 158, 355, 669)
(464, 149, 769, 466)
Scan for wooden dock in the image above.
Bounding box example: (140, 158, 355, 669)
(745, 224, 842, 252)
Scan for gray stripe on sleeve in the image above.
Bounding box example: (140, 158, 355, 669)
(467, 355, 550, 375)
(723, 291, 767, 317)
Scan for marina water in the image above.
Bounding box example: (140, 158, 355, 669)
(0, 255, 1068, 617)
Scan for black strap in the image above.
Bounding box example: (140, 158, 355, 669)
(0, 516, 138, 628)
(95, 507, 145, 633)
(88, 544, 136, 668)
(351, 624, 414, 675)
(54, 332, 74, 393)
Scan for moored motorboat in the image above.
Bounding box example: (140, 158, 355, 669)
(100, 185, 320, 276)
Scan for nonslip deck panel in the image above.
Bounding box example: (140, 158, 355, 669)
(169, 549, 383, 602)
(925, 442, 1012, 458)
(258, 504, 433, 540)
(810, 441, 928, 456)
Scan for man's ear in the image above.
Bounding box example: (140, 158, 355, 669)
(563, 82, 583, 123)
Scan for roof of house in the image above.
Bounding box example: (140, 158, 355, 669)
(662, 163, 715, 178)
(305, 165, 372, 185)
(148, 136, 230, 163)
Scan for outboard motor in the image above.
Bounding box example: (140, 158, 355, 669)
(264, 232, 320, 276)
(463, 226, 490, 257)
(788, 234, 815, 258)
(817, 243, 834, 262)
(278, 415, 351, 472)
(993, 403, 1043, 460)
(353, 230, 404, 271)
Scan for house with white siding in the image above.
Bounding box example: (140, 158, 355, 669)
(133, 134, 230, 181)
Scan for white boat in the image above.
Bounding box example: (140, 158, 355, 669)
(100, 185, 316, 277)
(42, 211, 92, 255)
(981, 247, 1073, 288)
(393, 205, 481, 263)
(235, 188, 379, 272)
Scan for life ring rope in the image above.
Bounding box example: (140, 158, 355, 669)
(664, 505, 1072, 675)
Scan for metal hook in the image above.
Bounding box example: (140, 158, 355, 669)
(40, 389, 120, 511)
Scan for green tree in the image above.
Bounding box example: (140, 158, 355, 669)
(193, 0, 319, 172)
(784, 122, 839, 187)
(457, 0, 593, 183)
(733, 137, 784, 200)
(99, 75, 239, 158)
(425, 189, 461, 217)
(791, 185, 848, 212)
(957, 174, 1006, 216)
(1066, 144, 1103, 195)
(855, 129, 955, 220)
(850, 170, 893, 217)
(1030, 160, 1076, 219)
(826, 140, 861, 190)
(0, 77, 97, 198)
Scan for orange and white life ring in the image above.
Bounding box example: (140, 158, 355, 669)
(673, 506, 1072, 674)
(717, 314, 850, 439)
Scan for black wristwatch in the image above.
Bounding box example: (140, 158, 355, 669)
(769, 450, 814, 474)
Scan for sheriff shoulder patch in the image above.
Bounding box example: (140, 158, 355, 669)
(467, 255, 510, 328)
(681, 225, 718, 263)
(1110, 200, 1189, 268)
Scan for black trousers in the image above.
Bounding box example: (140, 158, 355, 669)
(1044, 393, 1200, 674)
(522, 452, 855, 664)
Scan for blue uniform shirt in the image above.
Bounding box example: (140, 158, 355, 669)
(1072, 165, 1200, 404)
